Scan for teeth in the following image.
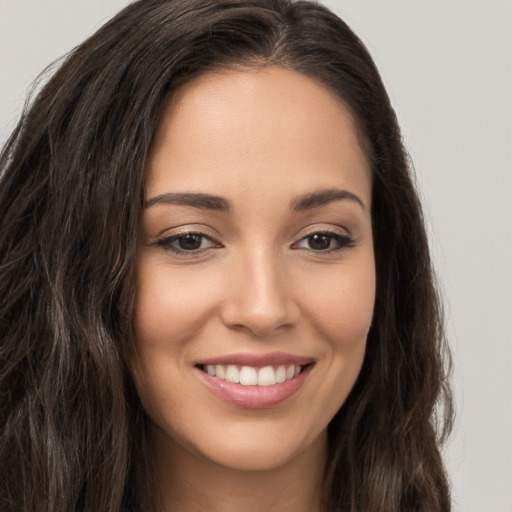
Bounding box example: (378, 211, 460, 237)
(203, 363, 303, 386)
(225, 365, 240, 383)
(240, 366, 258, 385)
(275, 365, 286, 383)
(215, 365, 225, 380)
(257, 366, 276, 386)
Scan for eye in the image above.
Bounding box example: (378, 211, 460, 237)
(155, 232, 219, 253)
(294, 231, 354, 252)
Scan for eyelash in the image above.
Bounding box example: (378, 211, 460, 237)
(154, 229, 355, 255)
(154, 231, 219, 254)
(292, 230, 355, 253)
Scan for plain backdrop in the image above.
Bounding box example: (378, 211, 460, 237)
(1, 1, 511, 511)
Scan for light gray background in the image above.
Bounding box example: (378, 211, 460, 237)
(1, 1, 511, 511)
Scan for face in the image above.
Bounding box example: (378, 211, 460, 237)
(132, 67, 375, 472)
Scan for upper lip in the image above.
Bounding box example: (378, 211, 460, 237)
(195, 351, 314, 367)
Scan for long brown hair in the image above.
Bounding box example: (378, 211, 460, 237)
(0, 1, 453, 510)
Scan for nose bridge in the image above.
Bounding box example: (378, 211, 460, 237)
(221, 241, 297, 336)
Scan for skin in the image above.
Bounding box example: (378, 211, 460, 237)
(132, 67, 375, 512)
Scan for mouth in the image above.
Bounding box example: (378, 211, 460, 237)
(197, 363, 312, 386)
(194, 354, 315, 409)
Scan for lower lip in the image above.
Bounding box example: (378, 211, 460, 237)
(196, 365, 313, 409)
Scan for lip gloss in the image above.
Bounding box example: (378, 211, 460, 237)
(196, 364, 313, 409)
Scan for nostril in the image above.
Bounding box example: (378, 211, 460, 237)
(219, 304, 299, 338)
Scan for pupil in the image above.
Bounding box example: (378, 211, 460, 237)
(309, 234, 331, 250)
(179, 234, 202, 250)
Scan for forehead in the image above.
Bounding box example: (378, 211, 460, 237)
(145, 67, 371, 207)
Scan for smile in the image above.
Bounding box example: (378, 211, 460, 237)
(195, 353, 314, 409)
(201, 364, 302, 386)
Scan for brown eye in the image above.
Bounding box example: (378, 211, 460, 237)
(177, 234, 204, 251)
(294, 231, 355, 253)
(307, 234, 332, 251)
(155, 232, 218, 253)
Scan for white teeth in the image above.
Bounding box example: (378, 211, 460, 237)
(275, 365, 286, 383)
(203, 363, 305, 386)
(239, 366, 258, 385)
(257, 366, 276, 386)
(225, 365, 240, 383)
(215, 365, 225, 380)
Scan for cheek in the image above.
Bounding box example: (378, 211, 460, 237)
(130, 259, 223, 420)
(133, 259, 223, 349)
(290, 254, 375, 434)
(300, 255, 376, 351)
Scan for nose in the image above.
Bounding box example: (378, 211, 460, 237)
(220, 247, 300, 337)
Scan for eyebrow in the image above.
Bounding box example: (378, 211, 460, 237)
(144, 187, 365, 213)
(290, 188, 366, 211)
(144, 192, 232, 212)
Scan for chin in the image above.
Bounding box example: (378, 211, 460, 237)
(210, 437, 311, 471)
(153, 416, 327, 474)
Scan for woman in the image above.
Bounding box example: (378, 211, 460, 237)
(0, 0, 453, 510)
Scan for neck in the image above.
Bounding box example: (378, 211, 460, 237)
(150, 425, 327, 512)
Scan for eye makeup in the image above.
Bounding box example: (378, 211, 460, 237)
(292, 230, 355, 253)
(152, 227, 356, 257)
(153, 231, 221, 254)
